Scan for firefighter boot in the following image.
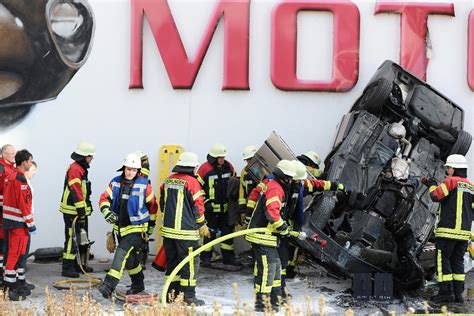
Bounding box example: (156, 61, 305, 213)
(182, 284, 204, 306)
(270, 287, 282, 312)
(7, 282, 26, 301)
(430, 281, 455, 303)
(166, 281, 181, 303)
(62, 259, 80, 278)
(255, 293, 265, 312)
(453, 280, 465, 304)
(126, 271, 145, 295)
(17, 280, 32, 297)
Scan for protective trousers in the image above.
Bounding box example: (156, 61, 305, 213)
(435, 238, 467, 297)
(201, 211, 235, 263)
(163, 238, 200, 301)
(277, 237, 290, 295)
(62, 214, 90, 271)
(253, 244, 282, 308)
(103, 233, 145, 290)
(3, 228, 29, 285)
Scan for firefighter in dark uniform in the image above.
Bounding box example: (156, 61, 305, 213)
(59, 142, 95, 278)
(98, 153, 158, 298)
(427, 154, 473, 303)
(197, 143, 239, 267)
(238, 146, 258, 212)
(160, 152, 210, 306)
(245, 160, 306, 312)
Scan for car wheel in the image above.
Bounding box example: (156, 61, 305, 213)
(310, 194, 336, 229)
(357, 78, 393, 114)
(450, 130, 472, 156)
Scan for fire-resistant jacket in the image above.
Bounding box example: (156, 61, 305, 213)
(99, 175, 157, 236)
(430, 176, 474, 241)
(59, 161, 92, 217)
(2, 170, 35, 231)
(245, 179, 289, 247)
(0, 158, 15, 211)
(160, 173, 205, 240)
(238, 167, 257, 208)
(197, 160, 236, 212)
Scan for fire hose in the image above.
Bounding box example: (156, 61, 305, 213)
(160, 227, 326, 307)
(52, 216, 102, 290)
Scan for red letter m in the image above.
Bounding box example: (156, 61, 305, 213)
(130, 0, 250, 90)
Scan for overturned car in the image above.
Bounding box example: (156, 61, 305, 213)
(247, 60, 472, 290)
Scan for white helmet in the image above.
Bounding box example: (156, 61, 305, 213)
(275, 159, 297, 178)
(302, 151, 321, 167)
(209, 143, 227, 158)
(176, 152, 199, 167)
(123, 153, 141, 169)
(445, 154, 468, 169)
(242, 145, 257, 160)
(292, 160, 308, 180)
(74, 142, 95, 156)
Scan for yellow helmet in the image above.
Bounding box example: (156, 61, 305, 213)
(242, 145, 257, 160)
(275, 160, 297, 178)
(292, 160, 308, 180)
(209, 143, 227, 158)
(176, 152, 200, 167)
(302, 151, 321, 167)
(74, 141, 95, 156)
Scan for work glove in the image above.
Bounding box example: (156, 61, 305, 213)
(421, 177, 438, 188)
(77, 207, 86, 218)
(104, 210, 117, 224)
(199, 224, 211, 238)
(28, 225, 37, 233)
(337, 183, 345, 192)
(297, 231, 307, 240)
(242, 215, 251, 226)
(78, 216, 86, 228)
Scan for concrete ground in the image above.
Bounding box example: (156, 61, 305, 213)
(11, 256, 474, 315)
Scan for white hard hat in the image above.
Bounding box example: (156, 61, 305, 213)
(176, 152, 199, 167)
(302, 151, 321, 167)
(74, 142, 95, 156)
(445, 154, 468, 169)
(292, 160, 308, 180)
(242, 145, 257, 160)
(209, 143, 227, 158)
(123, 153, 141, 169)
(275, 159, 297, 178)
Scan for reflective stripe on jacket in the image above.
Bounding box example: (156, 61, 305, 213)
(430, 176, 474, 241)
(160, 173, 205, 240)
(3, 170, 35, 230)
(59, 162, 92, 216)
(238, 167, 257, 207)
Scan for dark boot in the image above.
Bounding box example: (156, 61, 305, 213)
(430, 281, 455, 303)
(62, 259, 80, 278)
(98, 281, 114, 299)
(184, 296, 205, 306)
(182, 285, 204, 306)
(286, 266, 296, 279)
(453, 280, 465, 304)
(24, 280, 35, 290)
(127, 272, 145, 295)
(222, 257, 243, 268)
(17, 280, 32, 297)
(75, 260, 94, 273)
(271, 288, 282, 311)
(7, 282, 26, 301)
(255, 293, 265, 312)
(166, 281, 181, 303)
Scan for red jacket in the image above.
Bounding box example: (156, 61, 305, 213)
(0, 158, 16, 211)
(2, 170, 35, 231)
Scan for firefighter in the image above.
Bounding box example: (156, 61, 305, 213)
(238, 145, 258, 213)
(59, 142, 95, 278)
(426, 154, 473, 304)
(297, 151, 322, 178)
(245, 160, 306, 312)
(197, 143, 239, 268)
(0, 144, 16, 277)
(2, 149, 35, 301)
(98, 153, 158, 298)
(160, 152, 210, 306)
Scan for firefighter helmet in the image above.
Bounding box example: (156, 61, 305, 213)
(209, 143, 227, 158)
(445, 154, 468, 169)
(292, 160, 308, 180)
(176, 152, 200, 167)
(123, 153, 141, 169)
(74, 142, 95, 156)
(242, 145, 257, 160)
(275, 160, 297, 178)
(302, 151, 321, 167)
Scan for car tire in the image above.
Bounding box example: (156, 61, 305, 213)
(310, 194, 336, 229)
(450, 130, 472, 156)
(356, 78, 393, 114)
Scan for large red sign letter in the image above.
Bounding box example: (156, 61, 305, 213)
(271, 1, 360, 92)
(375, 1, 454, 81)
(130, 0, 250, 90)
(469, 10, 474, 91)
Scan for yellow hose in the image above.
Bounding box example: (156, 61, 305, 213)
(161, 227, 270, 307)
